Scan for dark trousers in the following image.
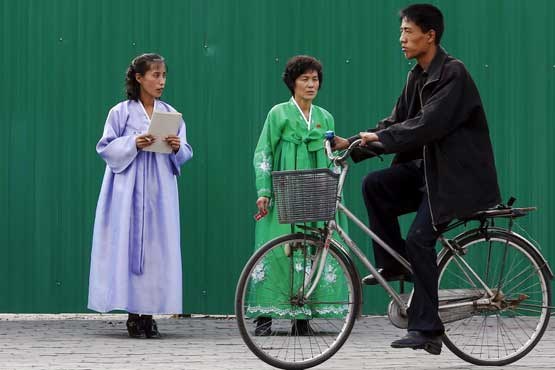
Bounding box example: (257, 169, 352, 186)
(362, 161, 445, 334)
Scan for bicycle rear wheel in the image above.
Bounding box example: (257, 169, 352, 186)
(235, 233, 361, 370)
(438, 229, 551, 366)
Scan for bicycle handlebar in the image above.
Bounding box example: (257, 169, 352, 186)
(324, 131, 384, 164)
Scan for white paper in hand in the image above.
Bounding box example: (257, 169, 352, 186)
(143, 111, 182, 154)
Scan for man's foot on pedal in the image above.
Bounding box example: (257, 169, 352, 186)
(254, 317, 272, 336)
(391, 330, 442, 355)
(362, 268, 412, 285)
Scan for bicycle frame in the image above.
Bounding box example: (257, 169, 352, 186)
(302, 139, 500, 314)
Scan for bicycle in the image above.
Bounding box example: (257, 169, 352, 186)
(235, 133, 553, 369)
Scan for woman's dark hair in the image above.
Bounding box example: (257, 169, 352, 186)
(282, 55, 323, 96)
(125, 53, 166, 100)
(399, 4, 444, 45)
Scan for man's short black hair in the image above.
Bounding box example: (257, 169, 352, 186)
(399, 4, 444, 45)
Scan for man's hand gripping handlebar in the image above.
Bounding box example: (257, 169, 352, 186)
(324, 131, 384, 165)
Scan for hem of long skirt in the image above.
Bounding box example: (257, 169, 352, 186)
(87, 304, 182, 315)
(246, 309, 348, 320)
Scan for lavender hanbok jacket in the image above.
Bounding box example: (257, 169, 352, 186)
(88, 99, 193, 314)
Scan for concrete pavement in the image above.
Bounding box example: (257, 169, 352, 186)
(0, 314, 553, 370)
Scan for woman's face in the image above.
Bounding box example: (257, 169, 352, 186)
(293, 70, 319, 102)
(136, 62, 166, 100)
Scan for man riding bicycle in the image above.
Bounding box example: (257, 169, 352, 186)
(334, 3, 501, 355)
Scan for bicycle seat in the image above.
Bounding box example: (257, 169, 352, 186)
(460, 205, 537, 221)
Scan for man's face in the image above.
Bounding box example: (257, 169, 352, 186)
(399, 18, 434, 60)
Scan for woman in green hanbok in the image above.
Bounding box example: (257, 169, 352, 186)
(251, 55, 349, 336)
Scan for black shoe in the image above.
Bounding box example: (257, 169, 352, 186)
(142, 317, 161, 339)
(362, 268, 412, 285)
(126, 317, 144, 338)
(391, 331, 442, 355)
(254, 317, 272, 336)
(291, 319, 314, 336)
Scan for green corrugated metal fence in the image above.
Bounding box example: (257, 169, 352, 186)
(0, 0, 553, 313)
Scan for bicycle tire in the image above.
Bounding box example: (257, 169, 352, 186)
(235, 233, 361, 370)
(438, 229, 551, 366)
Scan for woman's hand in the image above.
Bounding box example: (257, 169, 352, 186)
(136, 134, 155, 149)
(165, 135, 181, 153)
(359, 132, 379, 146)
(256, 197, 270, 212)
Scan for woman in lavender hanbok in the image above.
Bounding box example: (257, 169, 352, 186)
(88, 53, 193, 338)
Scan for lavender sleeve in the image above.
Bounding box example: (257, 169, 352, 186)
(169, 118, 193, 176)
(96, 105, 139, 173)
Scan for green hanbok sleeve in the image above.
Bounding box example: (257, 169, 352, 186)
(253, 108, 283, 198)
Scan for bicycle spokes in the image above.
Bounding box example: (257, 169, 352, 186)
(438, 231, 551, 365)
(236, 235, 360, 369)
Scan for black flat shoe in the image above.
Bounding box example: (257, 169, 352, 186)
(126, 318, 144, 338)
(291, 319, 314, 336)
(391, 331, 442, 355)
(254, 317, 272, 336)
(142, 317, 161, 339)
(362, 268, 412, 285)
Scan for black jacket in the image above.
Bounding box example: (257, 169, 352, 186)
(356, 47, 501, 226)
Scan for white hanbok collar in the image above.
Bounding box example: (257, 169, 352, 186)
(290, 97, 312, 129)
(138, 99, 159, 122)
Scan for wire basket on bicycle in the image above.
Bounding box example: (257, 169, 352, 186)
(272, 168, 339, 224)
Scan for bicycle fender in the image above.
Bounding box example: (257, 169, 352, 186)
(451, 227, 554, 280)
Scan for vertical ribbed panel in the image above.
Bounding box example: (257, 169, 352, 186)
(0, 0, 553, 313)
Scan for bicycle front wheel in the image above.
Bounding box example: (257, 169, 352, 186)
(438, 229, 551, 366)
(235, 233, 361, 370)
